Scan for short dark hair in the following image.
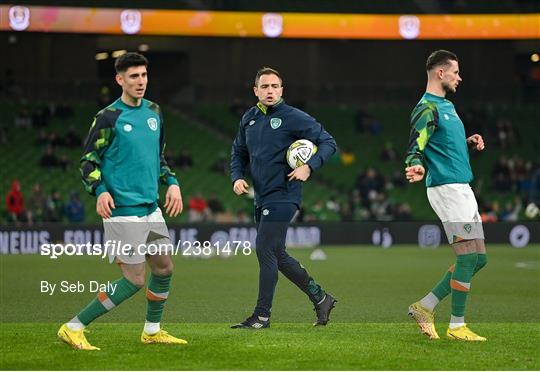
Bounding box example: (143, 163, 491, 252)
(114, 52, 148, 73)
(426, 50, 458, 71)
(254, 67, 282, 87)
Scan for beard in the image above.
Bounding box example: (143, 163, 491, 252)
(442, 81, 456, 94)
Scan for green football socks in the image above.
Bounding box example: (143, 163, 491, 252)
(474, 253, 488, 274)
(431, 253, 487, 301)
(450, 253, 478, 317)
(431, 265, 454, 301)
(145, 273, 172, 323)
(77, 277, 140, 326)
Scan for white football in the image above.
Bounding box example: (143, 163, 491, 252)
(525, 203, 539, 219)
(286, 139, 318, 169)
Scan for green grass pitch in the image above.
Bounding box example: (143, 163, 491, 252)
(1, 245, 539, 370)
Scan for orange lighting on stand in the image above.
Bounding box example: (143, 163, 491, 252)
(1, 6, 539, 40)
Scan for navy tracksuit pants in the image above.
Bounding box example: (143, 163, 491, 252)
(253, 202, 325, 317)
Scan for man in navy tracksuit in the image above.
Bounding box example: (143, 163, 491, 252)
(230, 67, 338, 328)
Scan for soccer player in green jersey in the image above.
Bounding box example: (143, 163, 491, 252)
(57, 52, 187, 350)
(405, 50, 487, 341)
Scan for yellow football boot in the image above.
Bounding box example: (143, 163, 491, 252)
(141, 329, 188, 345)
(446, 324, 487, 341)
(408, 302, 440, 340)
(57, 323, 100, 350)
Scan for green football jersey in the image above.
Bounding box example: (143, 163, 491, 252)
(405, 92, 473, 187)
(80, 98, 178, 217)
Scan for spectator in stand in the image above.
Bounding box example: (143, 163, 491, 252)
(43, 189, 64, 222)
(356, 167, 385, 204)
(14, 109, 32, 129)
(176, 150, 193, 170)
(210, 151, 228, 175)
(367, 115, 383, 135)
(525, 166, 540, 219)
(495, 118, 517, 149)
(354, 109, 368, 133)
(48, 132, 65, 147)
(64, 126, 82, 148)
(480, 201, 499, 223)
(236, 210, 251, 223)
(339, 202, 353, 222)
(492, 156, 511, 191)
(32, 106, 50, 128)
(58, 154, 70, 172)
(46, 102, 57, 118)
(38, 145, 69, 170)
(349, 189, 369, 221)
(208, 193, 229, 222)
(390, 170, 406, 188)
(380, 141, 397, 162)
(340, 148, 356, 166)
(394, 203, 412, 221)
(370, 191, 392, 221)
(65, 192, 85, 223)
(516, 157, 533, 193)
(500, 198, 522, 222)
(39, 144, 60, 168)
(207, 192, 225, 215)
(492, 155, 534, 193)
(5, 180, 24, 222)
(188, 192, 209, 222)
(26, 183, 45, 224)
(325, 196, 340, 214)
(305, 201, 328, 221)
(35, 129, 49, 147)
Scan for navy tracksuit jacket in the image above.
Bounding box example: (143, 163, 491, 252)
(230, 100, 337, 208)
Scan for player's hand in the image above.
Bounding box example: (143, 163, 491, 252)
(405, 165, 425, 183)
(288, 164, 311, 182)
(467, 134, 485, 151)
(233, 179, 249, 195)
(97, 192, 115, 219)
(164, 185, 183, 217)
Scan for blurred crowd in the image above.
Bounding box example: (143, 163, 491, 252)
(4, 178, 258, 224)
(492, 155, 534, 193)
(302, 167, 411, 222)
(164, 149, 229, 176)
(11, 103, 81, 172)
(5, 180, 85, 225)
(3, 101, 538, 224)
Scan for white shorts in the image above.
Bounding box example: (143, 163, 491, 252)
(103, 208, 172, 264)
(427, 183, 485, 244)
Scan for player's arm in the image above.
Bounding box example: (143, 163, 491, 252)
(404, 104, 438, 183)
(80, 111, 116, 218)
(158, 107, 183, 217)
(295, 114, 337, 175)
(230, 119, 250, 195)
